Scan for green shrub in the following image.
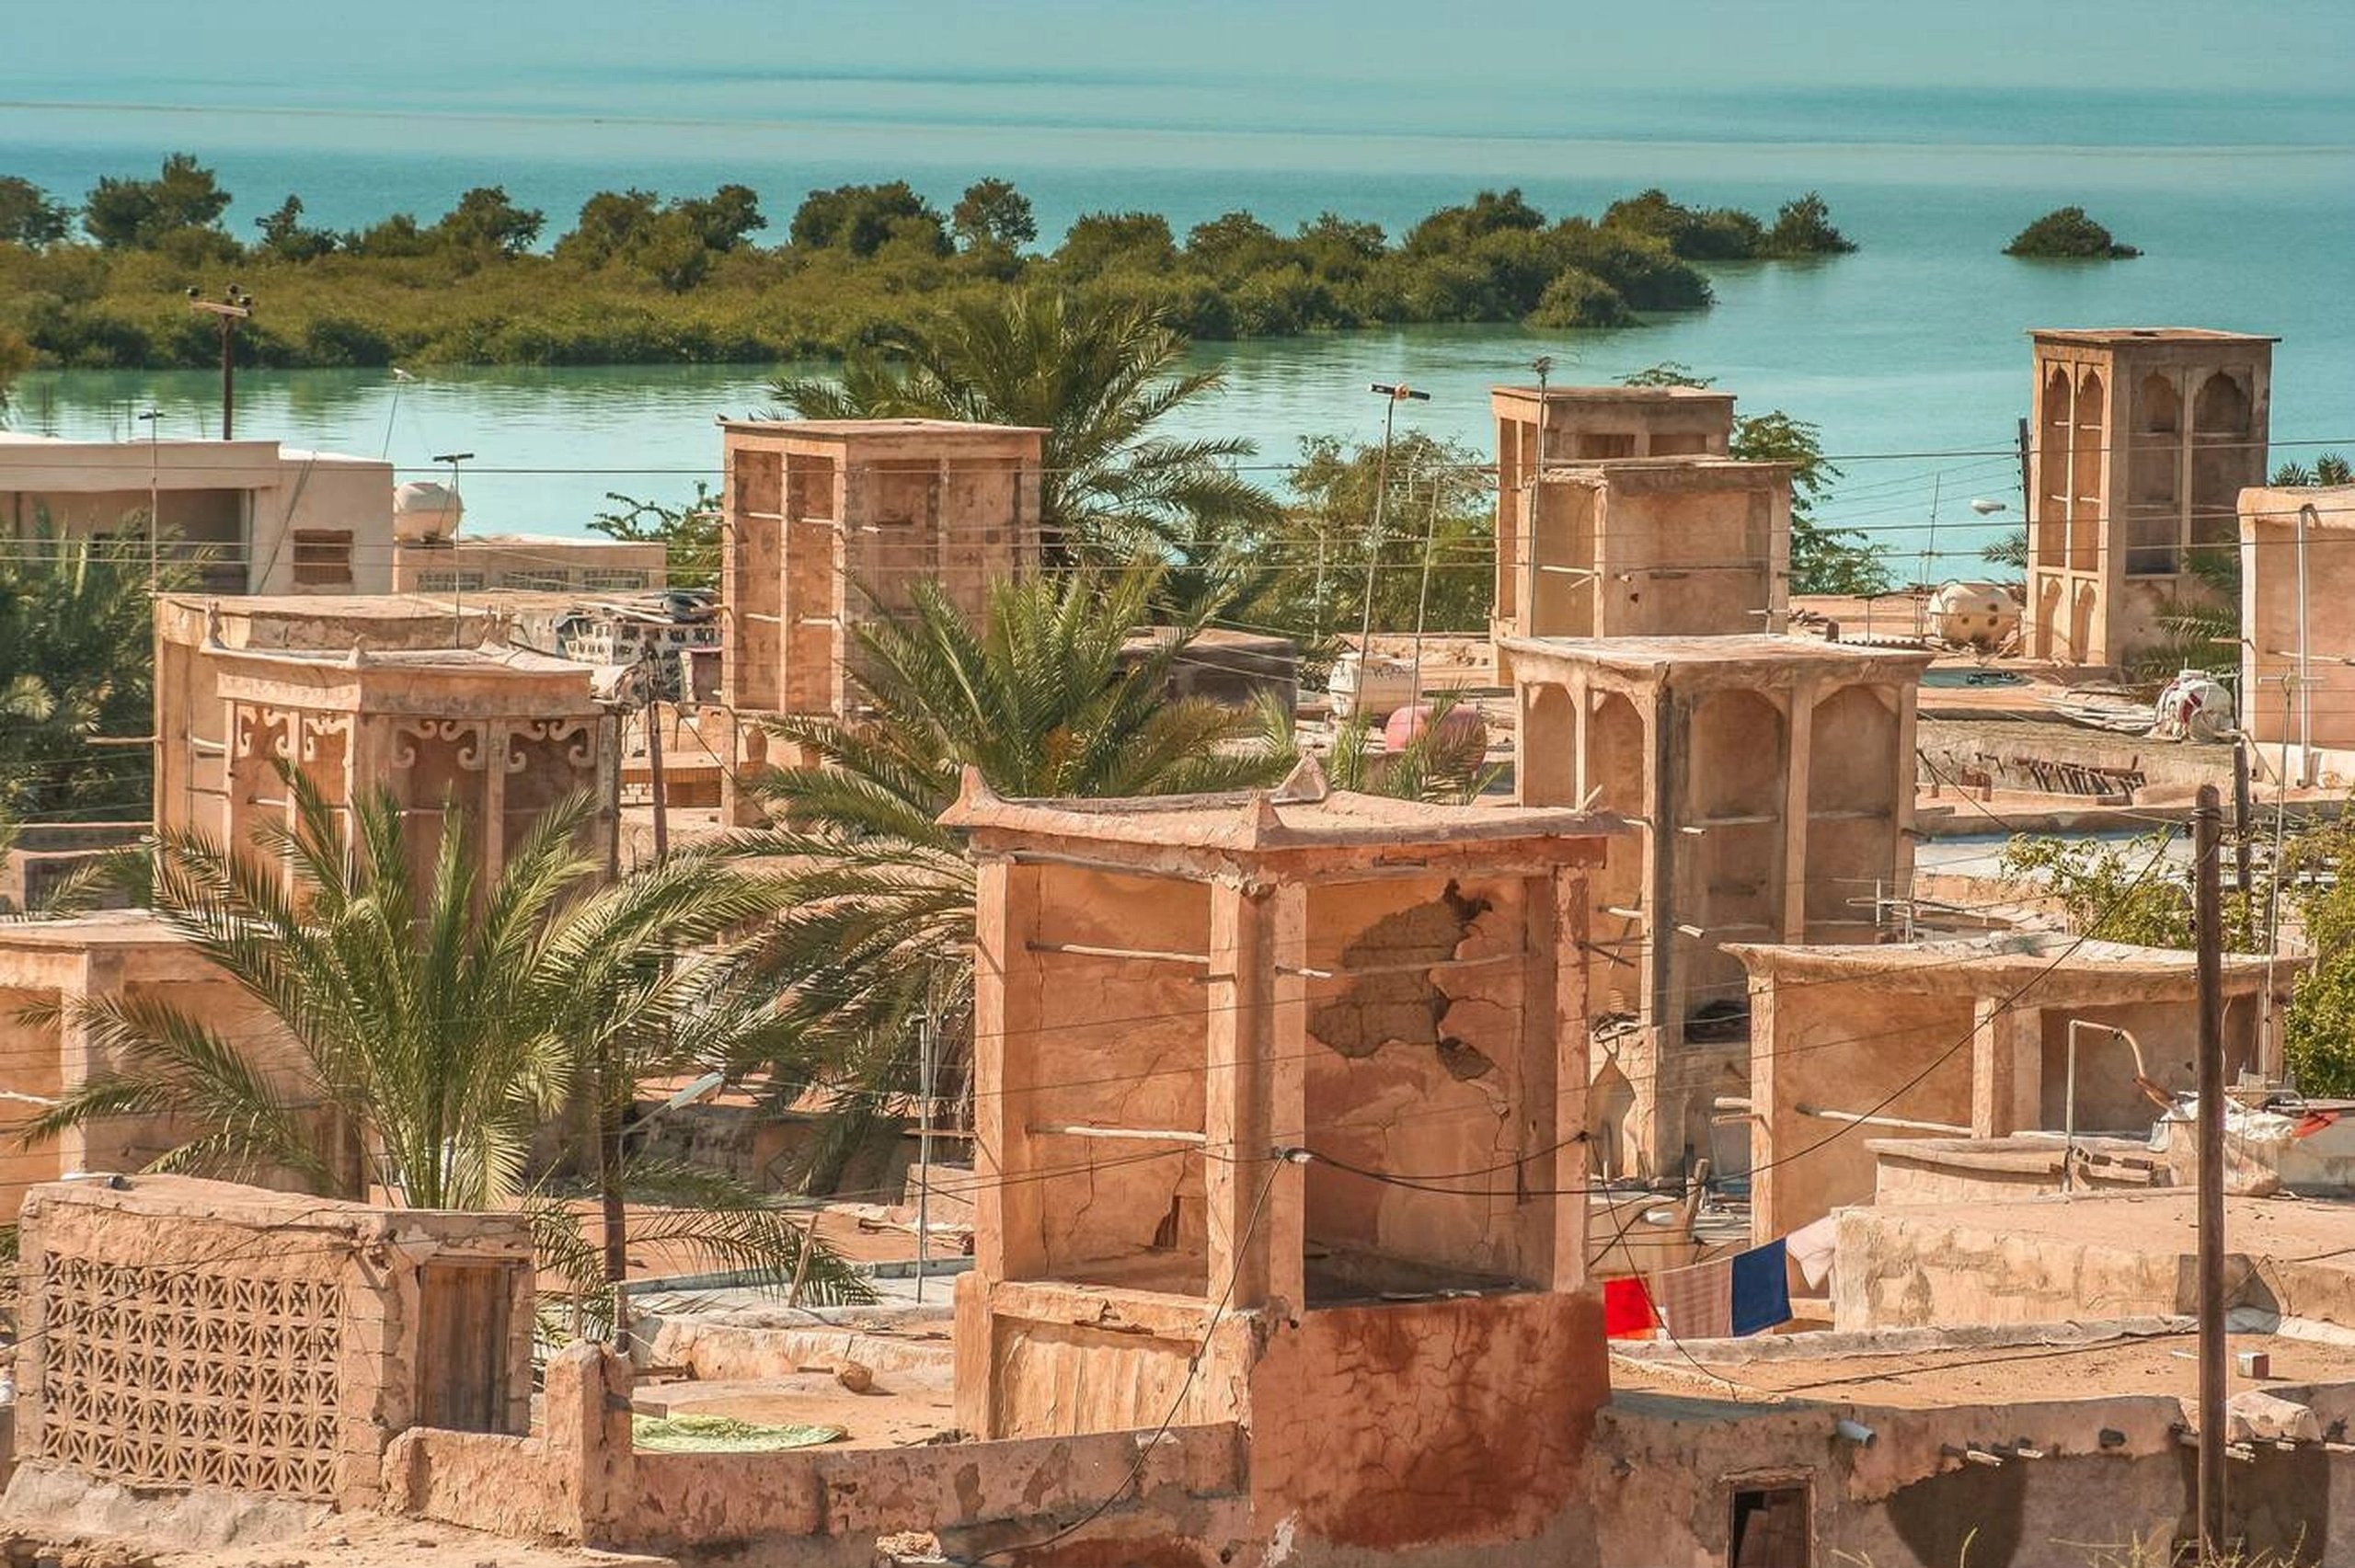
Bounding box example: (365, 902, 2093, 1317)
(2006, 206, 2141, 258)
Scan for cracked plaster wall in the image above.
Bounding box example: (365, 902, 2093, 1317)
(1303, 876, 1538, 1288)
(1020, 868, 1212, 1288)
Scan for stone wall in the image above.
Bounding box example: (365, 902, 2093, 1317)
(13, 1177, 534, 1511)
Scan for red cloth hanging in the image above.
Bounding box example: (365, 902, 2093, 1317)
(1603, 1276, 1659, 1338)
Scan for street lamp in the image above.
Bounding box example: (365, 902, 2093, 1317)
(134, 409, 160, 590)
(186, 286, 254, 440)
(431, 453, 475, 632)
(1355, 382, 1431, 669)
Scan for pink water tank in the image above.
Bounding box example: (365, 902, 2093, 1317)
(1383, 702, 1488, 757)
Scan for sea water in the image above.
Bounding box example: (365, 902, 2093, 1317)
(5, 1, 2351, 549)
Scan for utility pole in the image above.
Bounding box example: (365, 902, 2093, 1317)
(2232, 738, 2253, 896)
(642, 648, 671, 861)
(915, 998, 936, 1305)
(2193, 782, 2229, 1561)
(2016, 416, 2032, 521)
(186, 287, 254, 440)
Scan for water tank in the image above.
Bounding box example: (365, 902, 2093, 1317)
(2154, 670, 2234, 742)
(1926, 580, 2019, 649)
(1327, 652, 1418, 722)
(393, 479, 465, 543)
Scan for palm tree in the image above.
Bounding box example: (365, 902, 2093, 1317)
(1263, 690, 1501, 806)
(24, 769, 868, 1317)
(2272, 453, 2353, 487)
(0, 528, 167, 826)
(770, 289, 1280, 565)
(736, 563, 1289, 1183)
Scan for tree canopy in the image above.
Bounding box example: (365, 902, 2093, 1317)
(2005, 207, 2140, 259)
(0, 160, 1861, 370)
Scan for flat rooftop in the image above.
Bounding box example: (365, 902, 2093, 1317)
(1491, 383, 1734, 405)
(218, 643, 591, 677)
(1500, 633, 1933, 680)
(1724, 929, 2283, 990)
(718, 417, 1047, 441)
(1534, 457, 1789, 483)
(1854, 1189, 2355, 1269)
(1613, 1320, 2355, 1411)
(0, 909, 183, 951)
(2030, 326, 2279, 346)
(939, 766, 1623, 855)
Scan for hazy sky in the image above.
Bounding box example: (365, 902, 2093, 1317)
(13, 0, 2355, 100)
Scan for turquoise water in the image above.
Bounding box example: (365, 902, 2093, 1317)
(7, 5, 2354, 554)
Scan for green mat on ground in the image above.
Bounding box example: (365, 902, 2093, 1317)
(632, 1413, 847, 1452)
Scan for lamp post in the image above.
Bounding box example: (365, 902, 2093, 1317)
(1355, 382, 1430, 680)
(431, 453, 474, 634)
(134, 408, 160, 591)
(185, 286, 254, 440)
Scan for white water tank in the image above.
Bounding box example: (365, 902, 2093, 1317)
(393, 479, 465, 543)
(1327, 652, 1419, 722)
(2154, 669, 2235, 742)
(1927, 580, 2019, 649)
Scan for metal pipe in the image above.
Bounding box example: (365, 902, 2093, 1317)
(1796, 1104, 1970, 1137)
(2298, 503, 2317, 787)
(2062, 1020, 2145, 1191)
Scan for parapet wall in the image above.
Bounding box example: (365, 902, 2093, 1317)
(388, 1343, 1249, 1564)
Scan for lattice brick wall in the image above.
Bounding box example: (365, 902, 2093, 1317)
(36, 1253, 345, 1500)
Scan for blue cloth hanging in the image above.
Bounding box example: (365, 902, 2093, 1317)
(1729, 1239, 1792, 1337)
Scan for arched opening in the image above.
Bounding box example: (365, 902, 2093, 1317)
(1589, 1060, 1637, 1182)
(1586, 691, 1647, 1017)
(1686, 689, 1785, 1003)
(1518, 681, 1575, 806)
(2069, 370, 2105, 572)
(2038, 367, 2073, 568)
(1806, 685, 1898, 929)
(2127, 372, 2184, 574)
(2192, 371, 2257, 547)
(2071, 581, 2099, 663)
(2194, 372, 2252, 436)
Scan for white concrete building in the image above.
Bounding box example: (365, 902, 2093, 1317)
(0, 433, 396, 595)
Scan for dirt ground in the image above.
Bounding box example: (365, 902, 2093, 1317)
(6, 1516, 672, 1568)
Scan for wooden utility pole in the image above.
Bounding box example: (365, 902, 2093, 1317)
(187, 288, 253, 440)
(2193, 783, 2229, 1560)
(2232, 741, 2253, 896)
(2016, 416, 2033, 520)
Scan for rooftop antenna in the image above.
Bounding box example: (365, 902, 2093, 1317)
(382, 367, 415, 460)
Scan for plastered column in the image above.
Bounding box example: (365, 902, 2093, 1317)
(1970, 997, 2042, 1136)
(1780, 676, 1815, 940)
(1206, 881, 1279, 1310)
(544, 1340, 634, 1545)
(1538, 867, 1590, 1290)
(1264, 881, 1309, 1316)
(55, 950, 123, 1180)
(1745, 970, 1787, 1246)
(972, 858, 1046, 1282)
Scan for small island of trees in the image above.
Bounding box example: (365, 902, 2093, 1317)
(2005, 206, 2141, 259)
